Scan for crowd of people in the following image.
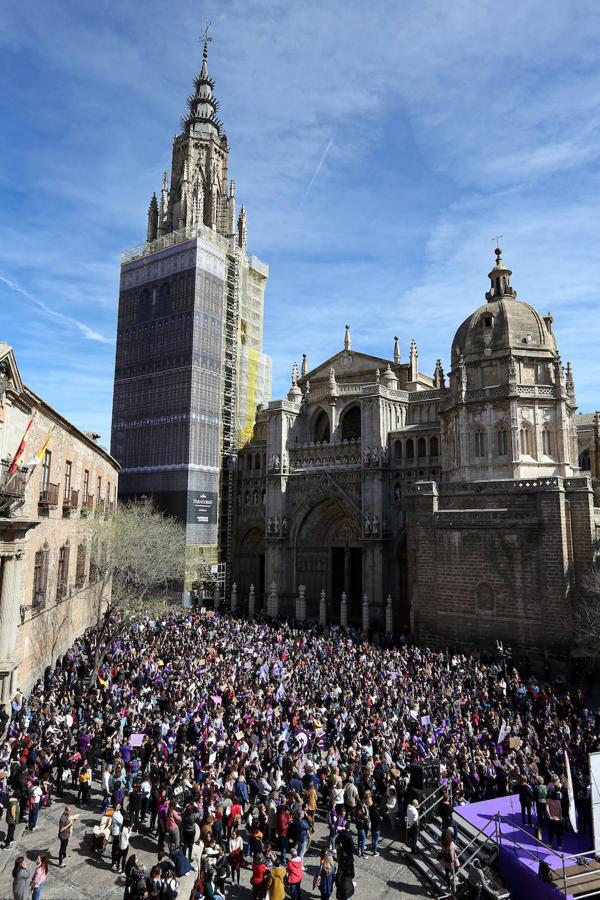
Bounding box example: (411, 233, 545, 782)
(0, 611, 598, 899)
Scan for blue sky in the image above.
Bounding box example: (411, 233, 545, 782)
(1, 0, 599, 443)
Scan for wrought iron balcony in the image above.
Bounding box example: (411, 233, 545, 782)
(63, 489, 79, 510)
(80, 494, 94, 515)
(38, 482, 60, 508)
(0, 460, 28, 516)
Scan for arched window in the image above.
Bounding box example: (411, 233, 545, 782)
(579, 449, 591, 471)
(520, 424, 531, 456)
(542, 427, 553, 456)
(312, 409, 330, 443)
(406, 438, 414, 461)
(254, 453, 261, 470)
(394, 440, 403, 460)
(340, 405, 361, 442)
(246, 455, 253, 471)
(417, 437, 427, 459)
(474, 430, 486, 459)
(430, 436, 439, 459)
(496, 427, 509, 457)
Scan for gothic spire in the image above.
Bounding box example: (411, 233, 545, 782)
(181, 34, 224, 138)
(301, 353, 308, 377)
(393, 336, 400, 364)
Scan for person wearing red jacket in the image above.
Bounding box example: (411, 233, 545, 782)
(286, 846, 304, 900)
(251, 852, 268, 900)
(276, 806, 292, 864)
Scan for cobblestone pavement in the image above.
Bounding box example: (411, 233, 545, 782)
(0, 784, 433, 900)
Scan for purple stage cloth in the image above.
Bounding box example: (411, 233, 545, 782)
(455, 794, 593, 900)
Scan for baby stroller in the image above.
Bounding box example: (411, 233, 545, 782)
(89, 808, 113, 856)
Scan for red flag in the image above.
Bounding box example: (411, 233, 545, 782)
(8, 417, 34, 474)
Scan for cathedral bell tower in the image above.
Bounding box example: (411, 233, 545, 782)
(147, 37, 239, 242)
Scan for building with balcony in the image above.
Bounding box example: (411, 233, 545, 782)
(233, 251, 600, 657)
(0, 343, 119, 703)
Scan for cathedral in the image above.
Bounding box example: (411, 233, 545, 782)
(109, 36, 599, 655)
(233, 248, 600, 654)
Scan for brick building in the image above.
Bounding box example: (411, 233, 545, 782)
(233, 249, 600, 656)
(0, 343, 119, 702)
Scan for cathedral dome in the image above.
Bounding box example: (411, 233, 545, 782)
(451, 248, 557, 361)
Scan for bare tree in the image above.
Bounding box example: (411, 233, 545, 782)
(575, 567, 600, 657)
(82, 498, 185, 684)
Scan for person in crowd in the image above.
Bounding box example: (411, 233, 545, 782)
(439, 827, 459, 892)
(30, 853, 48, 900)
(314, 849, 336, 900)
(11, 856, 28, 900)
(546, 786, 564, 851)
(268, 855, 286, 900)
(57, 805, 78, 867)
(406, 799, 419, 853)
(286, 845, 304, 900)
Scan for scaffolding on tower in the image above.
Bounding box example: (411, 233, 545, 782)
(218, 250, 240, 592)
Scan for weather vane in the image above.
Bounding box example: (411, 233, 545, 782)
(201, 19, 213, 45)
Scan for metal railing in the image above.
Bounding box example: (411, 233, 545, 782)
(499, 817, 599, 898)
(0, 461, 28, 515)
(63, 488, 79, 510)
(39, 482, 60, 507)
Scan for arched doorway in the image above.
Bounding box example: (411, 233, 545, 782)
(294, 498, 362, 623)
(236, 526, 265, 602)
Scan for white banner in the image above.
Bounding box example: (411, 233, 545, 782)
(564, 750, 578, 834)
(590, 752, 600, 852)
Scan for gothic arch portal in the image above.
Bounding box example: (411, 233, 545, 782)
(293, 497, 362, 623)
(237, 525, 265, 601)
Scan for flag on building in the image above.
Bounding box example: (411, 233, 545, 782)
(565, 750, 578, 833)
(35, 428, 55, 463)
(7, 416, 34, 474)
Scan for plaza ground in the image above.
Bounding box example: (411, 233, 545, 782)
(0, 783, 432, 900)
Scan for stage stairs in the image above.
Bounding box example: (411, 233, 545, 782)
(405, 785, 510, 898)
(551, 858, 600, 898)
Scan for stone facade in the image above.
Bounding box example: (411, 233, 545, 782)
(233, 252, 600, 655)
(0, 343, 119, 702)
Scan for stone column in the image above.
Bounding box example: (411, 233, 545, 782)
(296, 584, 306, 622)
(0, 554, 20, 661)
(362, 593, 370, 634)
(248, 584, 255, 620)
(340, 592, 348, 628)
(213, 583, 220, 611)
(268, 580, 279, 618)
(385, 594, 394, 635)
(319, 589, 327, 627)
(230, 583, 238, 613)
(343, 546, 351, 597)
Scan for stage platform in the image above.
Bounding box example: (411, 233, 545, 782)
(456, 794, 598, 900)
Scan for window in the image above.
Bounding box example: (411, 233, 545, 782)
(430, 436, 439, 459)
(32, 543, 50, 608)
(520, 425, 531, 455)
(340, 406, 361, 442)
(417, 437, 427, 459)
(82, 469, 90, 502)
(56, 542, 70, 599)
(75, 543, 86, 588)
(405, 439, 414, 461)
(97, 475, 102, 500)
(474, 430, 486, 458)
(312, 409, 331, 444)
(542, 428, 553, 456)
(41, 450, 51, 491)
(89, 538, 99, 584)
(496, 428, 509, 456)
(483, 315, 493, 328)
(64, 461, 72, 500)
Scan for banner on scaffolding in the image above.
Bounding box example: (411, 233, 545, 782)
(589, 751, 600, 852)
